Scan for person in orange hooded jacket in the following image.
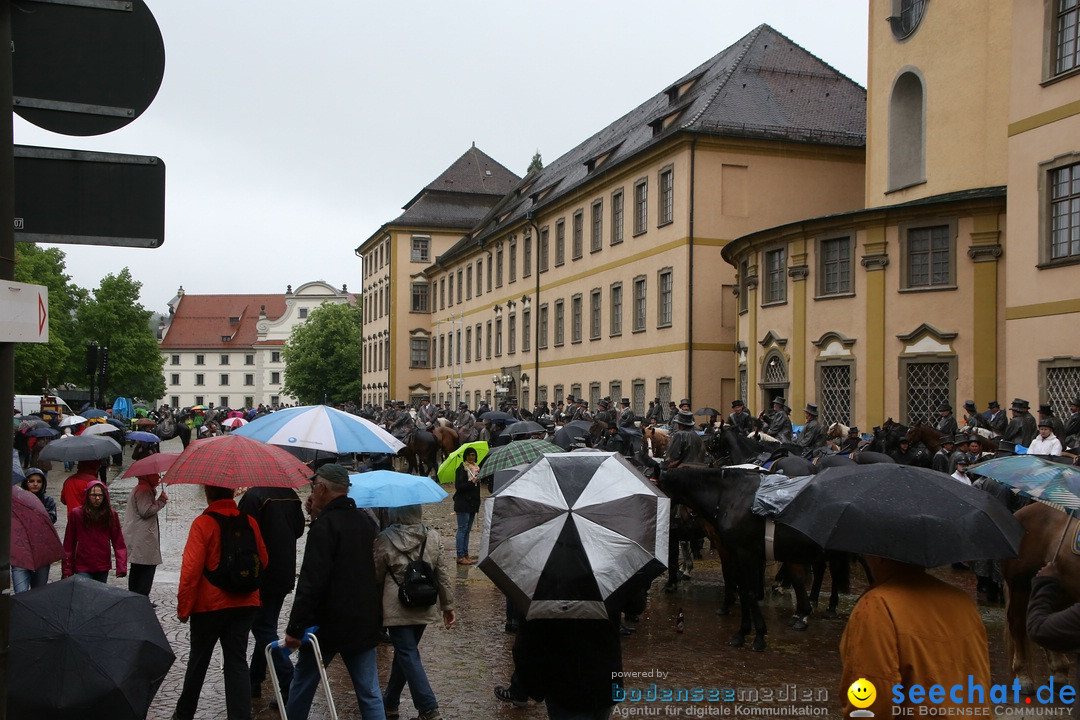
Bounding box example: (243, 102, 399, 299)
(174, 484, 268, 720)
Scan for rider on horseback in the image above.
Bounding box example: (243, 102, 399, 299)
(454, 402, 478, 443)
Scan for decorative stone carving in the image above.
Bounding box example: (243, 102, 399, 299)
(860, 254, 889, 270)
(787, 265, 809, 280)
(967, 244, 1003, 262)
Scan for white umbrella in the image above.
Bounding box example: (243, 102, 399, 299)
(221, 417, 248, 428)
(58, 415, 88, 428)
(82, 423, 122, 436)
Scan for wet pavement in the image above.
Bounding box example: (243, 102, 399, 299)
(43, 439, 1068, 719)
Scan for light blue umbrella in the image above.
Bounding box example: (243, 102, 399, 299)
(126, 431, 161, 444)
(232, 405, 404, 454)
(347, 470, 448, 508)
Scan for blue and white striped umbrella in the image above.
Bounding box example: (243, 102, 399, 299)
(232, 405, 404, 454)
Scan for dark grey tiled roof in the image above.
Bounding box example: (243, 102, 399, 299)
(391, 192, 506, 230)
(441, 24, 865, 260)
(402, 145, 521, 210)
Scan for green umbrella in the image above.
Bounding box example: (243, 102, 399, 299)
(437, 441, 489, 485)
(478, 438, 564, 481)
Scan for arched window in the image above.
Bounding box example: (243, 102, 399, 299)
(889, 71, 925, 190)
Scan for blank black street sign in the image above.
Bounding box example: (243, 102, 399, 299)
(14, 145, 165, 248)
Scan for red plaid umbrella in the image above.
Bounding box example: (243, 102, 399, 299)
(163, 435, 311, 489)
(121, 453, 180, 479)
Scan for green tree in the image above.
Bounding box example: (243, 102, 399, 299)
(281, 301, 363, 404)
(12, 244, 88, 392)
(75, 268, 166, 402)
(527, 150, 543, 173)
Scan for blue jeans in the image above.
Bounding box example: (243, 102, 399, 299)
(286, 643, 384, 720)
(249, 592, 293, 692)
(384, 624, 438, 715)
(76, 570, 109, 583)
(455, 511, 475, 557)
(12, 566, 49, 593)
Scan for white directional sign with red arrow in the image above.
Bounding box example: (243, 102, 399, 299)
(0, 281, 49, 343)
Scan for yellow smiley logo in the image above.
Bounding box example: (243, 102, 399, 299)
(847, 678, 876, 709)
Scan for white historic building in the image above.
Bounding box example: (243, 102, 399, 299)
(157, 281, 353, 409)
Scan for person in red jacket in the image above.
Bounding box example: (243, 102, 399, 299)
(174, 484, 269, 720)
(60, 459, 100, 516)
(61, 480, 127, 582)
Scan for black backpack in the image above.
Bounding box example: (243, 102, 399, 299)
(388, 530, 439, 608)
(202, 511, 262, 594)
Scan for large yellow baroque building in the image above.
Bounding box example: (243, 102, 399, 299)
(358, 25, 866, 415)
(722, 0, 1080, 428)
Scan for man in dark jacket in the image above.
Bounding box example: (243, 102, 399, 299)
(1027, 562, 1080, 687)
(1002, 398, 1038, 447)
(284, 464, 383, 720)
(1064, 396, 1080, 447)
(239, 486, 304, 704)
(984, 400, 1008, 435)
(728, 399, 753, 435)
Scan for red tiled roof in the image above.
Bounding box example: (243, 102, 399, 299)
(159, 294, 287, 349)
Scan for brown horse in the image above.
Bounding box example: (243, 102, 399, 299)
(643, 426, 670, 458)
(907, 422, 998, 454)
(1001, 502, 1076, 694)
(432, 426, 460, 463)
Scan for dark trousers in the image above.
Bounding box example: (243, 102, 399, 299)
(248, 592, 293, 691)
(175, 606, 257, 720)
(128, 563, 157, 596)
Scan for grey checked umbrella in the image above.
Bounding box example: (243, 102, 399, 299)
(478, 452, 669, 620)
(478, 438, 564, 480)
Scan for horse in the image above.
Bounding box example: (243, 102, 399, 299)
(907, 422, 999, 455)
(643, 426, 670, 458)
(1001, 502, 1077, 694)
(431, 426, 460, 463)
(399, 429, 440, 477)
(648, 462, 849, 651)
(825, 422, 850, 443)
(154, 409, 193, 448)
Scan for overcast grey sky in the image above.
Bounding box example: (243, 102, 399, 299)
(14, 1, 869, 311)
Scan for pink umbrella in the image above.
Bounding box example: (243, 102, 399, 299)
(11, 486, 63, 570)
(121, 453, 180, 478)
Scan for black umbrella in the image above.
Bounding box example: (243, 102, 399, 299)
(9, 576, 175, 719)
(479, 411, 516, 424)
(505, 420, 545, 437)
(694, 407, 721, 416)
(38, 435, 121, 462)
(552, 419, 595, 450)
(776, 464, 1024, 567)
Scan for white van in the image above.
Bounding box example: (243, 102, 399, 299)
(13, 394, 75, 418)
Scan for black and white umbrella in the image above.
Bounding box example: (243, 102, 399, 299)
(478, 452, 669, 620)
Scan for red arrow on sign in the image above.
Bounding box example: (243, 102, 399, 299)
(38, 291, 47, 336)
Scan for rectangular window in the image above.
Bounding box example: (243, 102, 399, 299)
(496, 245, 504, 287)
(411, 282, 430, 312)
(476, 260, 483, 296)
(554, 300, 565, 346)
(738, 260, 749, 314)
(457, 270, 463, 303)
(611, 189, 624, 245)
(463, 328, 471, 363)
(466, 266, 473, 300)
(610, 283, 623, 336)
(220, 374, 229, 386)
(440, 277, 446, 309)
(633, 276, 647, 332)
(508, 314, 516, 354)
(658, 268, 673, 327)
(271, 351, 280, 363)
(539, 227, 549, 272)
(820, 236, 854, 295)
(1057, 0, 1079, 75)
(244, 396, 254, 408)
(439, 336, 445, 368)
(244, 374, 254, 386)
(522, 308, 531, 352)
(195, 373, 204, 386)
(195, 354, 205, 365)
(591, 199, 603, 252)
(509, 240, 517, 283)
(411, 235, 430, 262)
(475, 323, 482, 361)
(764, 248, 787, 304)
(555, 220, 566, 265)
(298, 308, 308, 319)
(539, 304, 549, 349)
(572, 211, 584, 259)
(220, 397, 229, 408)
(495, 318, 503, 356)
(170, 373, 180, 385)
(486, 257, 492, 293)
(486, 321, 492, 359)
(634, 179, 648, 235)
(271, 371, 280, 384)
(590, 289, 601, 340)
(658, 167, 674, 226)
(1050, 162, 1080, 260)
(245, 354, 254, 365)
(906, 225, 951, 287)
(448, 275, 454, 306)
(195, 395, 205, 406)
(523, 234, 532, 278)
(571, 294, 583, 343)
(171, 396, 180, 407)
(171, 354, 180, 365)
(410, 338, 429, 368)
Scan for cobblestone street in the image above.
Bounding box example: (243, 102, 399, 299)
(43, 437, 1045, 719)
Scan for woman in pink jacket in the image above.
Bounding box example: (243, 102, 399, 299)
(62, 480, 127, 582)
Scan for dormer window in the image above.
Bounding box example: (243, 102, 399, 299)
(663, 74, 702, 105)
(221, 336, 232, 342)
(298, 308, 308, 319)
(228, 316, 240, 324)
